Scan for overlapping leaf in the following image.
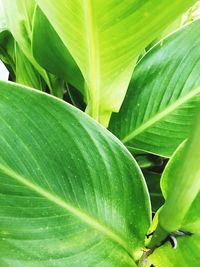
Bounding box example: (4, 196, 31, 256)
(109, 19, 200, 157)
(143, 171, 164, 212)
(0, 81, 150, 266)
(146, 107, 200, 259)
(0, 6, 15, 80)
(144, 132, 200, 266)
(161, 142, 200, 233)
(1, 0, 65, 95)
(15, 42, 45, 89)
(32, 6, 84, 93)
(36, 0, 196, 126)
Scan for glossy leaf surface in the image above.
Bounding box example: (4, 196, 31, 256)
(0, 81, 150, 266)
(36, 0, 196, 126)
(109, 19, 200, 157)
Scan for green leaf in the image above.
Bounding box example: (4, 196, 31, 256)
(1, 0, 37, 64)
(144, 235, 200, 267)
(0, 16, 15, 80)
(144, 140, 200, 265)
(36, 0, 196, 126)
(1, 0, 64, 96)
(0, 81, 150, 266)
(160, 141, 200, 234)
(147, 106, 200, 248)
(15, 42, 45, 90)
(109, 19, 200, 157)
(32, 6, 84, 93)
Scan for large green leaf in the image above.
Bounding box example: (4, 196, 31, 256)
(144, 235, 200, 267)
(109, 19, 200, 157)
(36, 0, 196, 126)
(0, 81, 150, 266)
(32, 6, 84, 93)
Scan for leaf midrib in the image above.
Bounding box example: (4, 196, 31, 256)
(122, 86, 200, 144)
(0, 163, 133, 257)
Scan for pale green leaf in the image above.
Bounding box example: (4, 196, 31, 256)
(109, 19, 200, 157)
(144, 235, 200, 267)
(0, 81, 150, 266)
(1, 0, 37, 64)
(36, 0, 196, 126)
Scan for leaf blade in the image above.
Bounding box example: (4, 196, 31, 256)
(36, 0, 196, 126)
(109, 19, 200, 156)
(0, 81, 150, 265)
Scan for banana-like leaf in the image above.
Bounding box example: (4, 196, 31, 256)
(144, 141, 200, 265)
(147, 107, 200, 249)
(161, 142, 200, 233)
(109, 19, 200, 157)
(144, 235, 200, 267)
(32, 6, 84, 93)
(0, 81, 151, 266)
(36, 0, 196, 126)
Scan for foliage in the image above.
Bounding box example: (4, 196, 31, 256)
(0, 1, 199, 266)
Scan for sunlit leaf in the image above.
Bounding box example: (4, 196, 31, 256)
(109, 19, 200, 156)
(144, 235, 200, 267)
(36, 0, 196, 126)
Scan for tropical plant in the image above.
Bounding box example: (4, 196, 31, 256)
(0, 1, 200, 266)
